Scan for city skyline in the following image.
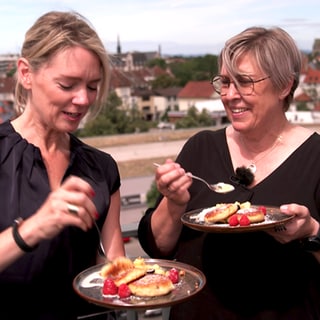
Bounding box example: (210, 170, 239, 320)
(0, 0, 319, 56)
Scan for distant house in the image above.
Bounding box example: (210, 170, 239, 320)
(177, 80, 219, 111)
(0, 77, 15, 122)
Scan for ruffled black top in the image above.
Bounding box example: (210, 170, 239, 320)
(0, 121, 120, 319)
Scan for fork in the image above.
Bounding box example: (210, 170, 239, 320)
(93, 220, 106, 257)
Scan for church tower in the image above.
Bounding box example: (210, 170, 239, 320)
(117, 35, 121, 55)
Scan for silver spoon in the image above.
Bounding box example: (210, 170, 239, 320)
(153, 163, 234, 194)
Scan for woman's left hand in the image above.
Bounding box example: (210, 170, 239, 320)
(266, 203, 319, 243)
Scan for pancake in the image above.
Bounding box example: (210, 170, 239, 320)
(100, 256, 134, 278)
(235, 207, 265, 223)
(128, 273, 175, 297)
(112, 267, 146, 287)
(204, 203, 239, 223)
(100, 256, 147, 286)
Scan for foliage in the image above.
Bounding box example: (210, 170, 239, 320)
(146, 181, 160, 207)
(151, 74, 179, 89)
(175, 106, 215, 129)
(169, 54, 219, 86)
(147, 58, 167, 69)
(76, 91, 150, 137)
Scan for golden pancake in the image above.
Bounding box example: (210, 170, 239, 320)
(100, 256, 134, 278)
(234, 208, 265, 223)
(204, 203, 239, 223)
(128, 273, 175, 297)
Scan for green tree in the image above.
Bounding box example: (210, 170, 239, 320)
(175, 106, 214, 129)
(147, 58, 167, 69)
(146, 181, 160, 207)
(169, 54, 219, 86)
(151, 74, 179, 89)
(77, 92, 150, 137)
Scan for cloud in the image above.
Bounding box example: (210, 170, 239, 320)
(0, 0, 319, 55)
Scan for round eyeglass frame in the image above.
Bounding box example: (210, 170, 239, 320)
(211, 74, 270, 96)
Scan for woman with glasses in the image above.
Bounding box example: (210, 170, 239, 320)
(138, 27, 320, 319)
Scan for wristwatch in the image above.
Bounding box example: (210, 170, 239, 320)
(300, 227, 320, 252)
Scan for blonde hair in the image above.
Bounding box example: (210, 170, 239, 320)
(15, 11, 110, 120)
(218, 27, 302, 111)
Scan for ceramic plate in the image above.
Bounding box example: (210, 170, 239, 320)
(73, 259, 206, 310)
(181, 206, 293, 233)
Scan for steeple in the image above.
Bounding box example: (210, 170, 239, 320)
(117, 35, 121, 54)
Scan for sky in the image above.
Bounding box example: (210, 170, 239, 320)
(0, 0, 320, 56)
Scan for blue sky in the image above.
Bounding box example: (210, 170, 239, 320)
(0, 0, 319, 56)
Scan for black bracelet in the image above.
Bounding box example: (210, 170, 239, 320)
(12, 218, 38, 252)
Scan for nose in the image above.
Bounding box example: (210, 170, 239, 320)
(224, 82, 241, 98)
(72, 88, 90, 106)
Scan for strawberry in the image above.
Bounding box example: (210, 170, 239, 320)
(167, 268, 179, 284)
(102, 278, 118, 295)
(239, 215, 250, 226)
(118, 283, 131, 298)
(228, 214, 239, 226)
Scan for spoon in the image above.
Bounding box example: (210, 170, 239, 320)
(153, 163, 235, 194)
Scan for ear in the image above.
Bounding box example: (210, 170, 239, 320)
(279, 78, 294, 100)
(17, 58, 32, 89)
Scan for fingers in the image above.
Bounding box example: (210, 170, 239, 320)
(154, 161, 192, 204)
(62, 175, 95, 198)
(53, 176, 98, 229)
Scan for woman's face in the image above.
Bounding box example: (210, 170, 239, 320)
(26, 46, 101, 132)
(220, 52, 283, 135)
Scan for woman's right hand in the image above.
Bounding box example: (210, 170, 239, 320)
(155, 159, 192, 206)
(31, 175, 97, 241)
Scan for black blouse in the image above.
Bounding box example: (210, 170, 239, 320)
(138, 128, 320, 320)
(0, 121, 120, 319)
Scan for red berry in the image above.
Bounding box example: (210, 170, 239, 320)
(102, 278, 118, 295)
(228, 214, 239, 226)
(167, 268, 179, 284)
(258, 206, 267, 215)
(118, 283, 131, 298)
(239, 215, 250, 226)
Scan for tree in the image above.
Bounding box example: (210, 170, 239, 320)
(147, 58, 167, 69)
(175, 106, 214, 129)
(151, 74, 179, 89)
(76, 91, 151, 137)
(169, 54, 219, 86)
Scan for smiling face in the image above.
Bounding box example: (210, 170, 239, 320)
(19, 46, 101, 133)
(220, 52, 286, 135)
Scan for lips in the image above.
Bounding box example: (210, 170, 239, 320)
(63, 111, 81, 119)
(231, 108, 248, 114)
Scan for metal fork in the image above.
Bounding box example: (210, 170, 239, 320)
(93, 220, 106, 257)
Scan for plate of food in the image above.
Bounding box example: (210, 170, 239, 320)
(73, 257, 206, 310)
(181, 201, 294, 233)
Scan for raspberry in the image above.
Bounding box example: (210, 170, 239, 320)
(118, 283, 131, 298)
(102, 278, 118, 295)
(167, 268, 179, 284)
(239, 215, 250, 226)
(258, 206, 267, 215)
(228, 214, 239, 226)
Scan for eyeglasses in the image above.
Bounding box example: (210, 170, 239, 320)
(211, 74, 270, 96)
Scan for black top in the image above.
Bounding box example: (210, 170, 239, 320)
(138, 128, 320, 320)
(0, 121, 120, 319)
